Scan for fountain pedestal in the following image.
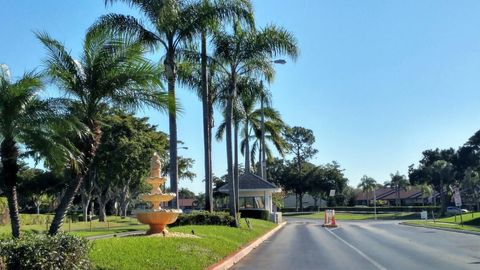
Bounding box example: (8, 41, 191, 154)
(136, 153, 182, 234)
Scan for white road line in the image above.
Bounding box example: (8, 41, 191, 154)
(325, 228, 388, 270)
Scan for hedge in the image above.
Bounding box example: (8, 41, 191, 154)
(239, 209, 270, 221)
(0, 233, 91, 270)
(170, 211, 236, 227)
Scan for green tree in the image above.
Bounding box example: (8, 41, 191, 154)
(358, 175, 377, 206)
(212, 23, 298, 224)
(462, 168, 480, 211)
(419, 183, 434, 206)
(179, 188, 195, 199)
(385, 171, 410, 206)
(91, 111, 168, 221)
(0, 65, 78, 238)
(37, 26, 169, 234)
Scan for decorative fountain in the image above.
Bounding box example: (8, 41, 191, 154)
(136, 153, 182, 234)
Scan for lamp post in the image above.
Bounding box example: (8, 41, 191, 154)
(260, 59, 286, 180)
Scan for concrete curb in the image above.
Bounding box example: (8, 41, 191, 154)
(207, 222, 287, 270)
(400, 222, 480, 236)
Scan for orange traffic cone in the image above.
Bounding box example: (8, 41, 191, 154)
(331, 216, 337, 227)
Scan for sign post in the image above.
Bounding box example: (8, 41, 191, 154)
(453, 187, 463, 226)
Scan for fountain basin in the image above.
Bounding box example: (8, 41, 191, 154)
(141, 193, 176, 205)
(145, 177, 166, 186)
(136, 210, 182, 234)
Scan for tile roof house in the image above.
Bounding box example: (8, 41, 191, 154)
(356, 187, 439, 206)
(219, 172, 281, 213)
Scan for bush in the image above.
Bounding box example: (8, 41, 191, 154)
(171, 211, 236, 227)
(239, 209, 270, 221)
(281, 206, 441, 213)
(0, 233, 91, 270)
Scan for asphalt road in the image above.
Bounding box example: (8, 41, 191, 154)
(232, 218, 480, 270)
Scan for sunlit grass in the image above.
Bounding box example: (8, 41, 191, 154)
(89, 219, 276, 270)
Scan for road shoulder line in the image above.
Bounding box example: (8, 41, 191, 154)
(325, 228, 387, 270)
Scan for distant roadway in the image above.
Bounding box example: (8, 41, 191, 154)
(232, 217, 480, 270)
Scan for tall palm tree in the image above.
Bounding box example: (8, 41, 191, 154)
(98, 0, 200, 208)
(0, 65, 80, 238)
(358, 175, 377, 206)
(37, 26, 169, 235)
(213, 23, 298, 225)
(385, 171, 410, 206)
(196, 0, 253, 212)
(100, 0, 251, 209)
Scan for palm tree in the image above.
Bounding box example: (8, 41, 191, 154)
(419, 183, 433, 206)
(37, 26, 169, 235)
(0, 65, 80, 238)
(430, 160, 455, 216)
(196, 0, 253, 212)
(100, 0, 251, 209)
(213, 23, 298, 225)
(385, 171, 410, 206)
(358, 175, 377, 206)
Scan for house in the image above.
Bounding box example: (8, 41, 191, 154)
(178, 198, 195, 211)
(355, 186, 439, 206)
(219, 172, 281, 214)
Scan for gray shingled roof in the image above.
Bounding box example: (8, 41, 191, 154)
(219, 172, 278, 192)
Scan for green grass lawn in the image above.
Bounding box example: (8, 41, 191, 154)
(0, 215, 148, 237)
(405, 220, 480, 233)
(403, 212, 480, 233)
(89, 219, 276, 270)
(289, 211, 419, 220)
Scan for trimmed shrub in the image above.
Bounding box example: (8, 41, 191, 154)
(239, 209, 270, 221)
(0, 233, 91, 270)
(171, 211, 236, 227)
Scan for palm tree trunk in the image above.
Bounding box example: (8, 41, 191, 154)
(397, 188, 400, 206)
(201, 31, 213, 212)
(244, 120, 250, 173)
(234, 121, 239, 211)
(1, 138, 21, 238)
(49, 122, 101, 235)
(226, 75, 238, 227)
(166, 45, 179, 209)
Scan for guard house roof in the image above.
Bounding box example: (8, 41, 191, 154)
(219, 172, 279, 193)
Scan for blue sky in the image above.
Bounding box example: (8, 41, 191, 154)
(3, 1, 480, 193)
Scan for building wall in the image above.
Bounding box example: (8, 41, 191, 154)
(238, 190, 274, 212)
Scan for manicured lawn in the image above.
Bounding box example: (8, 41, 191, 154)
(404, 220, 480, 233)
(290, 211, 419, 220)
(403, 212, 480, 233)
(436, 212, 480, 226)
(89, 219, 276, 270)
(0, 215, 148, 237)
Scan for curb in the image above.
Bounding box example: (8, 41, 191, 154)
(207, 222, 287, 270)
(400, 222, 480, 236)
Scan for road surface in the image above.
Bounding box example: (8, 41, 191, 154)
(232, 218, 480, 270)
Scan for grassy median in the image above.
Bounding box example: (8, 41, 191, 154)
(403, 212, 480, 233)
(89, 218, 276, 270)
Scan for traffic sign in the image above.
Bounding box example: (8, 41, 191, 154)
(329, 190, 335, 197)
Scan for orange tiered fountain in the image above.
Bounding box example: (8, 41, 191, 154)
(136, 153, 182, 234)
